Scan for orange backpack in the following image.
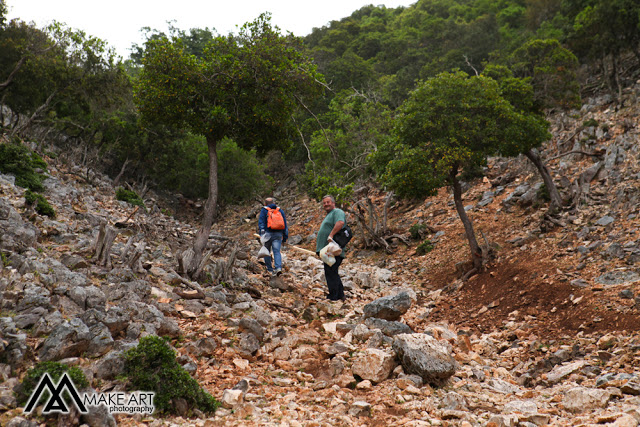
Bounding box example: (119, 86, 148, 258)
(266, 207, 285, 230)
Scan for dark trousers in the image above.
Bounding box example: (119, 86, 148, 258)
(323, 256, 344, 301)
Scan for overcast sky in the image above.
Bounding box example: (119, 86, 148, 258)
(6, 0, 416, 59)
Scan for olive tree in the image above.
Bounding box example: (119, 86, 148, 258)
(135, 14, 322, 277)
(374, 71, 549, 272)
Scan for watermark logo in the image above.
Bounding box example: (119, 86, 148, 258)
(24, 373, 87, 414)
(24, 373, 154, 415)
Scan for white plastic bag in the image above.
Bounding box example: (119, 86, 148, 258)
(257, 246, 270, 259)
(260, 233, 270, 245)
(319, 241, 341, 266)
(326, 241, 342, 256)
(319, 245, 336, 266)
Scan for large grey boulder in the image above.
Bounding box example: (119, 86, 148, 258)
(363, 291, 412, 321)
(117, 300, 181, 338)
(186, 337, 218, 358)
(93, 350, 126, 380)
(105, 280, 151, 302)
(392, 333, 457, 385)
(238, 332, 260, 358)
(239, 318, 265, 342)
(14, 307, 47, 329)
(38, 318, 91, 361)
(68, 285, 106, 311)
(0, 199, 39, 252)
(101, 306, 131, 336)
(32, 310, 64, 337)
(93, 342, 137, 380)
(85, 323, 114, 358)
(15, 285, 51, 312)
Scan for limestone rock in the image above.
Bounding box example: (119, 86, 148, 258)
(351, 348, 396, 383)
(38, 317, 91, 361)
(363, 291, 412, 321)
(563, 387, 614, 413)
(392, 333, 457, 385)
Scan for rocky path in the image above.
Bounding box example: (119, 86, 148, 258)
(150, 241, 640, 427)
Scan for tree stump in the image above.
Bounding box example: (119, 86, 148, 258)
(95, 223, 118, 268)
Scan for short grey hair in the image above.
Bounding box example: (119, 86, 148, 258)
(321, 195, 335, 203)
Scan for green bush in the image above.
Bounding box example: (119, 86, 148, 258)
(416, 239, 434, 255)
(14, 361, 89, 407)
(24, 189, 56, 217)
(124, 335, 219, 415)
(116, 187, 145, 209)
(217, 139, 273, 205)
(409, 223, 428, 240)
(0, 142, 48, 191)
(303, 172, 354, 204)
(583, 118, 598, 128)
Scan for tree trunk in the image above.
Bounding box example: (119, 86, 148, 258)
(524, 148, 563, 213)
(450, 168, 482, 270)
(612, 54, 622, 101)
(113, 158, 130, 188)
(95, 223, 118, 268)
(182, 138, 219, 278)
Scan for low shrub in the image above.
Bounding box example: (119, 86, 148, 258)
(115, 187, 145, 209)
(24, 189, 56, 217)
(14, 361, 89, 407)
(0, 142, 48, 191)
(123, 335, 219, 415)
(416, 239, 434, 255)
(409, 223, 428, 240)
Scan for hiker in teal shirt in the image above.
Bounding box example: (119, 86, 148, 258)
(316, 195, 346, 301)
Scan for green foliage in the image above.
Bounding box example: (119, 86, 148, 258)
(138, 133, 272, 203)
(0, 142, 48, 191)
(124, 335, 220, 415)
(303, 91, 392, 201)
(218, 139, 273, 204)
(376, 71, 547, 198)
(115, 187, 145, 209)
(135, 13, 322, 151)
(0, 19, 130, 140)
(409, 223, 428, 240)
(14, 361, 88, 407)
(24, 189, 55, 217)
(305, 174, 354, 204)
(508, 39, 581, 109)
(568, 0, 640, 62)
(416, 239, 434, 255)
(583, 118, 599, 127)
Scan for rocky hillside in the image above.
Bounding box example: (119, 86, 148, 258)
(1, 84, 640, 427)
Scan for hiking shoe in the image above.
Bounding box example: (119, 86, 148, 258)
(276, 269, 282, 276)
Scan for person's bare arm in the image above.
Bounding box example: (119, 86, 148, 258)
(328, 220, 345, 241)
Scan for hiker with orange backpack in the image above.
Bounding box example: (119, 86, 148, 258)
(258, 197, 288, 276)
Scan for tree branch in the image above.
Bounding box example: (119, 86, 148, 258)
(0, 57, 26, 90)
(546, 149, 605, 162)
